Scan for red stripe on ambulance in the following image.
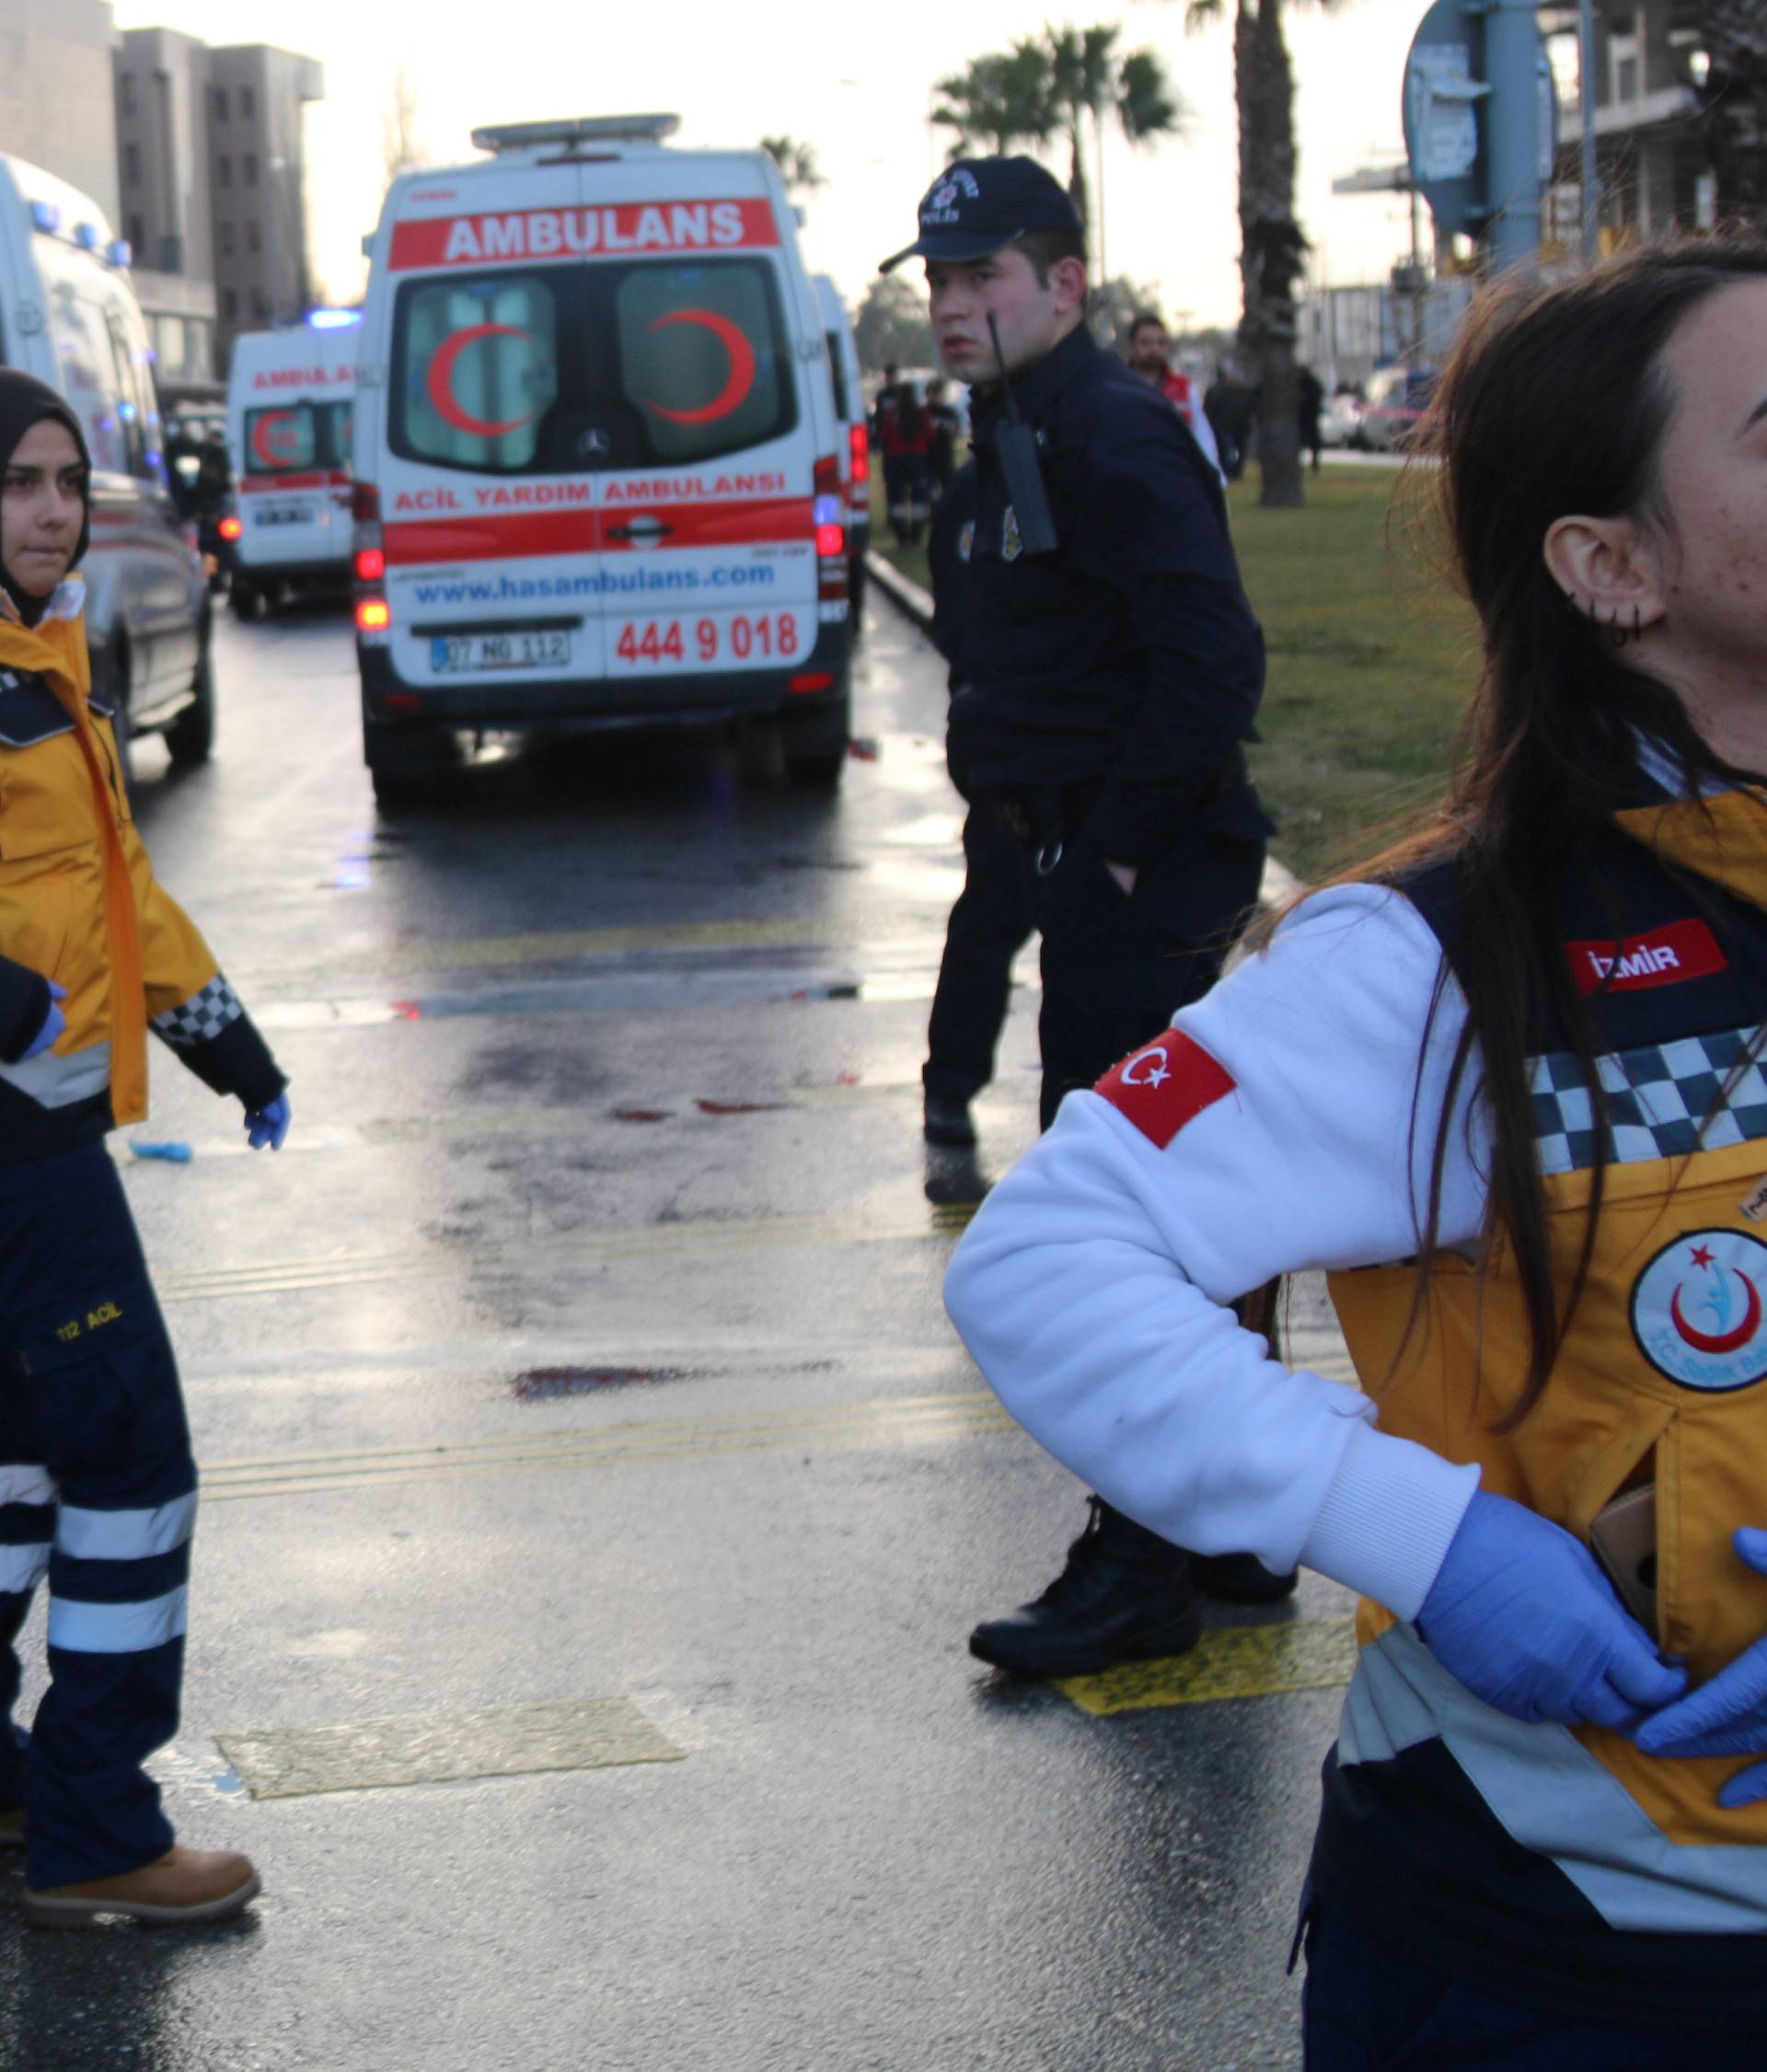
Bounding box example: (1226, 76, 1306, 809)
(388, 200, 777, 272)
(382, 497, 811, 565)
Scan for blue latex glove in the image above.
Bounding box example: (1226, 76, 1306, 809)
(1418, 1489, 1688, 1731)
(244, 1091, 291, 1152)
(20, 981, 65, 1061)
(1635, 1528, 1767, 1807)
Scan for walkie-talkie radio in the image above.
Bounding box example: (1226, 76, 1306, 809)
(986, 315, 1058, 556)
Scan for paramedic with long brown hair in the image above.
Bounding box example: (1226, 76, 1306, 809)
(948, 239, 1767, 2066)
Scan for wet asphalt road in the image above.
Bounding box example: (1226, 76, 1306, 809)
(0, 591, 1357, 2071)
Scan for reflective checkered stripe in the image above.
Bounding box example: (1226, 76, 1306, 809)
(1530, 1024, 1767, 1175)
(150, 973, 243, 1052)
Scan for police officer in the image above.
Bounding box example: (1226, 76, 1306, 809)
(882, 160, 1287, 1678)
(922, 459, 1036, 1150)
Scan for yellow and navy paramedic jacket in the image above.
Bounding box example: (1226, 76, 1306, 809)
(947, 777, 1767, 2033)
(0, 582, 283, 1158)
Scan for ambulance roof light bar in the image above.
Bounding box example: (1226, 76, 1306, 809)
(470, 114, 681, 156)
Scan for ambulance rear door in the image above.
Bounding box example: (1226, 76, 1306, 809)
(592, 170, 824, 701)
(234, 342, 355, 572)
(376, 156, 608, 693)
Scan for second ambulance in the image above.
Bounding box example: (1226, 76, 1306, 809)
(352, 115, 853, 802)
(224, 317, 358, 616)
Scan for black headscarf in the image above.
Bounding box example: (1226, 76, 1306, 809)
(0, 370, 90, 628)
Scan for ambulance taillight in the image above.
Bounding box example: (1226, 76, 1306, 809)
(352, 482, 390, 642)
(849, 423, 870, 487)
(218, 515, 242, 542)
(814, 457, 847, 602)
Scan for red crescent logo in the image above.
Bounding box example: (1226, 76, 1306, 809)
(642, 309, 756, 426)
(1670, 1268, 1763, 1354)
(427, 324, 537, 438)
(250, 411, 301, 468)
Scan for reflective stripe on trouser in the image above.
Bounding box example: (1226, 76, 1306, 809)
(0, 1143, 197, 1887)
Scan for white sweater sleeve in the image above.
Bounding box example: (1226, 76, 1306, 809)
(943, 883, 1492, 1620)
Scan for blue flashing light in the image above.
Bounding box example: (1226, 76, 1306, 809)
(74, 223, 101, 251)
(29, 201, 61, 234)
(306, 307, 363, 330)
(109, 239, 132, 269)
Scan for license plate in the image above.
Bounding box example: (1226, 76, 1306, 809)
(609, 610, 812, 674)
(253, 504, 314, 527)
(431, 631, 572, 674)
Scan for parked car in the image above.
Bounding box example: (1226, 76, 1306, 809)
(1318, 389, 1365, 448)
(1357, 365, 1439, 454)
(0, 154, 213, 769)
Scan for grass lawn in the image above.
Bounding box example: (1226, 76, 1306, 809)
(869, 462, 1480, 884)
(1230, 466, 1479, 883)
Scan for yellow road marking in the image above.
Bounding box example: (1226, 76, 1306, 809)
(1056, 1618, 1357, 1716)
(157, 1200, 981, 1305)
(218, 1697, 684, 1800)
(199, 1391, 1022, 1504)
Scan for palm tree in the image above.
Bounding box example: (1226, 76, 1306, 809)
(1180, 0, 1320, 508)
(930, 46, 1056, 159)
(934, 29, 1185, 284)
(760, 136, 827, 201)
(1693, 0, 1767, 225)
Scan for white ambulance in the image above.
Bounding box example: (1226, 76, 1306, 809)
(0, 154, 212, 767)
(224, 316, 358, 616)
(814, 274, 870, 629)
(351, 114, 852, 804)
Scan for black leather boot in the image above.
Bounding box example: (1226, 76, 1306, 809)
(969, 1497, 1203, 1677)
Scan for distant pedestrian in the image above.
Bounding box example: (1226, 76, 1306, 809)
(950, 238, 1767, 2068)
(1297, 363, 1325, 474)
(1125, 312, 1222, 477)
(883, 156, 1276, 1681)
(1204, 366, 1253, 482)
(0, 369, 289, 1928)
(869, 363, 901, 448)
(877, 381, 933, 546)
(922, 460, 1035, 1148)
(924, 377, 961, 507)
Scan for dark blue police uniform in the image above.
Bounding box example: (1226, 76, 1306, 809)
(953, 323, 1269, 1124)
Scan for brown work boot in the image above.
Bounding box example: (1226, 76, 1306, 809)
(23, 1846, 260, 1928)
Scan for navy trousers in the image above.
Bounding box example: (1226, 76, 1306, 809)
(1302, 1904, 1766, 2071)
(924, 804, 1037, 1107)
(0, 1143, 195, 1888)
(1032, 828, 1265, 1129)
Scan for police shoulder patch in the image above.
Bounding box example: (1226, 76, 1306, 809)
(1094, 1031, 1235, 1150)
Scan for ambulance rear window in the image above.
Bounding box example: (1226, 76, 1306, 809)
(395, 276, 559, 472)
(612, 262, 790, 467)
(242, 399, 352, 476)
(389, 257, 795, 475)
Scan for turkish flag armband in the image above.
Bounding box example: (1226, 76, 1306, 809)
(1093, 1031, 1236, 1150)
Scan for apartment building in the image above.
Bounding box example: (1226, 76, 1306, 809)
(113, 33, 325, 391)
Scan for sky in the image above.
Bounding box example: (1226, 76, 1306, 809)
(113, 0, 1426, 330)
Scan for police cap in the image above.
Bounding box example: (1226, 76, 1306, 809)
(878, 157, 1083, 274)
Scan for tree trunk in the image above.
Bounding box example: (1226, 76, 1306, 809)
(1066, 119, 1092, 269)
(1700, 0, 1767, 225)
(1235, 0, 1305, 508)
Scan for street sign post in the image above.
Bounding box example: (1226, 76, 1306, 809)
(1402, 0, 1558, 274)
